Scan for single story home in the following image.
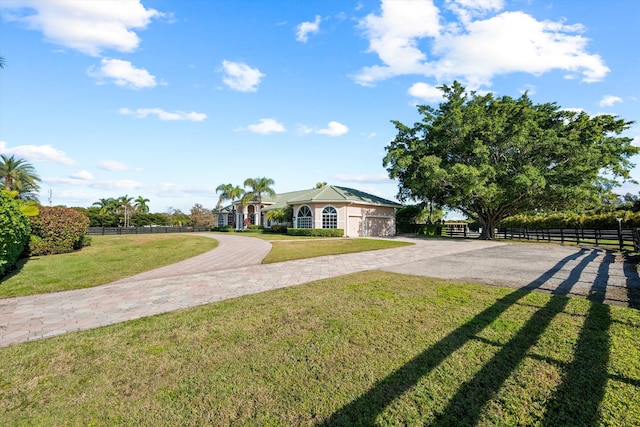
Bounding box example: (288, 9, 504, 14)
(213, 185, 402, 237)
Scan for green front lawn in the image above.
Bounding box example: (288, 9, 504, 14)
(0, 235, 218, 298)
(263, 238, 413, 263)
(1, 271, 638, 425)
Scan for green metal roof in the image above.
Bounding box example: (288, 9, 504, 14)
(260, 185, 401, 211)
(211, 204, 233, 213)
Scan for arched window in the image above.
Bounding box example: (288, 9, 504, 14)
(297, 205, 312, 228)
(217, 214, 225, 227)
(322, 206, 338, 228)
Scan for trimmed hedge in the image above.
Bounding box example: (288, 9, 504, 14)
(266, 225, 288, 234)
(212, 225, 234, 232)
(0, 191, 31, 277)
(29, 206, 90, 256)
(501, 211, 640, 229)
(287, 228, 344, 237)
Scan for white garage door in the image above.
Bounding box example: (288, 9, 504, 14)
(365, 217, 392, 237)
(347, 216, 362, 237)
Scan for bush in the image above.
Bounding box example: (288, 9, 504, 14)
(212, 225, 234, 232)
(500, 211, 640, 229)
(287, 228, 344, 237)
(0, 191, 31, 277)
(29, 206, 90, 256)
(247, 224, 264, 231)
(418, 224, 444, 236)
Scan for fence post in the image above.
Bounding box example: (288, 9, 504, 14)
(617, 218, 623, 251)
(560, 229, 564, 244)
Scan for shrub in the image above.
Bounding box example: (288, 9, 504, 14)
(212, 225, 234, 232)
(0, 190, 31, 277)
(287, 228, 344, 237)
(266, 225, 288, 234)
(418, 224, 444, 236)
(500, 211, 640, 229)
(29, 206, 90, 256)
(247, 224, 264, 231)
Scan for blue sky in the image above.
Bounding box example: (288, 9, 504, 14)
(1, 0, 638, 214)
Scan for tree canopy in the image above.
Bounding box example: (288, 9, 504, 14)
(241, 177, 276, 207)
(383, 82, 638, 239)
(215, 183, 244, 208)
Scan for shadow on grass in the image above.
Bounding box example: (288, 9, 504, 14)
(623, 254, 640, 310)
(319, 248, 620, 426)
(0, 256, 30, 284)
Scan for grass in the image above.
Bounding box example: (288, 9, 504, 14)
(1, 233, 410, 298)
(0, 234, 218, 298)
(263, 238, 413, 263)
(1, 271, 638, 426)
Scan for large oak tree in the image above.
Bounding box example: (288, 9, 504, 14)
(384, 82, 638, 239)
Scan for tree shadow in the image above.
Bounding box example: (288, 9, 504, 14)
(540, 252, 614, 426)
(623, 254, 640, 310)
(318, 248, 598, 426)
(0, 255, 30, 284)
(430, 249, 600, 426)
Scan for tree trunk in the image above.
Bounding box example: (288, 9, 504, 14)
(479, 215, 499, 240)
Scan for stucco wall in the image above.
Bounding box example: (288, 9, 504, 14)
(292, 203, 396, 237)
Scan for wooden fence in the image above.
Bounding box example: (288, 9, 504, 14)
(498, 228, 637, 251)
(439, 227, 638, 251)
(88, 226, 211, 235)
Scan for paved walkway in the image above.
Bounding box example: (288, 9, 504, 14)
(1, 234, 638, 347)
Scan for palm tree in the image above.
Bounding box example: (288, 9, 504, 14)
(0, 154, 41, 200)
(92, 197, 118, 214)
(118, 195, 134, 227)
(242, 177, 276, 226)
(134, 196, 150, 214)
(216, 183, 244, 226)
(0, 55, 5, 69)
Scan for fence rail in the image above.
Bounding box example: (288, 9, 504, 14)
(88, 226, 211, 235)
(498, 228, 636, 251)
(440, 227, 638, 251)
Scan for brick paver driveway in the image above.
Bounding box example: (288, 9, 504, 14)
(1, 234, 638, 347)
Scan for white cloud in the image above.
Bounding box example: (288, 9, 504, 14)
(46, 177, 143, 190)
(445, 0, 504, 24)
(355, 1, 609, 88)
(69, 170, 94, 180)
(432, 11, 609, 87)
(118, 107, 206, 121)
(98, 160, 140, 171)
(88, 59, 157, 89)
(408, 82, 444, 102)
(247, 118, 286, 134)
(332, 173, 391, 183)
(599, 95, 623, 107)
(316, 121, 349, 137)
(0, 141, 75, 165)
(354, 0, 441, 86)
(296, 15, 321, 42)
(0, 0, 162, 56)
(295, 124, 315, 135)
(221, 60, 265, 92)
